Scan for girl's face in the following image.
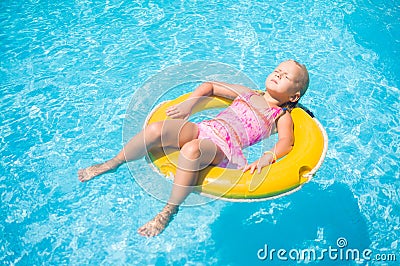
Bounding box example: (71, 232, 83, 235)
(265, 61, 303, 103)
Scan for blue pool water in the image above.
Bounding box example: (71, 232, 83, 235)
(1, 0, 399, 265)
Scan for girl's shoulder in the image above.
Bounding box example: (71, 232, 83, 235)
(276, 110, 293, 127)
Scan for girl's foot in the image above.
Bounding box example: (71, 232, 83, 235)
(78, 157, 124, 182)
(137, 204, 179, 237)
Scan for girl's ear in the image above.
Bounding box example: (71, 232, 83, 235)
(289, 91, 301, 103)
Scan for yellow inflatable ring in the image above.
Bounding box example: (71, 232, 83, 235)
(145, 92, 328, 202)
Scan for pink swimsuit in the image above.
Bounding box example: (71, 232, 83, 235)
(197, 91, 284, 169)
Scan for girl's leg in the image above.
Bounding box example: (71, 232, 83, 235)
(78, 119, 198, 182)
(137, 138, 225, 237)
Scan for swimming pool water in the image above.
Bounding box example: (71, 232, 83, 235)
(1, 0, 399, 265)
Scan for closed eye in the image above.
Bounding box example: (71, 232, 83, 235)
(281, 73, 290, 80)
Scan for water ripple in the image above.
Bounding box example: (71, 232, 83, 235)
(1, 0, 399, 264)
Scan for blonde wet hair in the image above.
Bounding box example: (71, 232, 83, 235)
(290, 59, 309, 97)
(281, 60, 309, 111)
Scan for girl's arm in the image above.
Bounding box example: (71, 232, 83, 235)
(243, 112, 294, 174)
(207, 81, 253, 99)
(166, 81, 252, 119)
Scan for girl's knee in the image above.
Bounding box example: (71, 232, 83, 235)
(180, 140, 201, 159)
(145, 122, 163, 138)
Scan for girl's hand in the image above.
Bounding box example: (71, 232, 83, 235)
(242, 152, 275, 174)
(166, 100, 193, 120)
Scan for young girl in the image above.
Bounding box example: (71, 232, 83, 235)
(78, 60, 309, 237)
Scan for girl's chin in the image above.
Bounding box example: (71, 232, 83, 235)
(265, 81, 277, 90)
(266, 87, 276, 95)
